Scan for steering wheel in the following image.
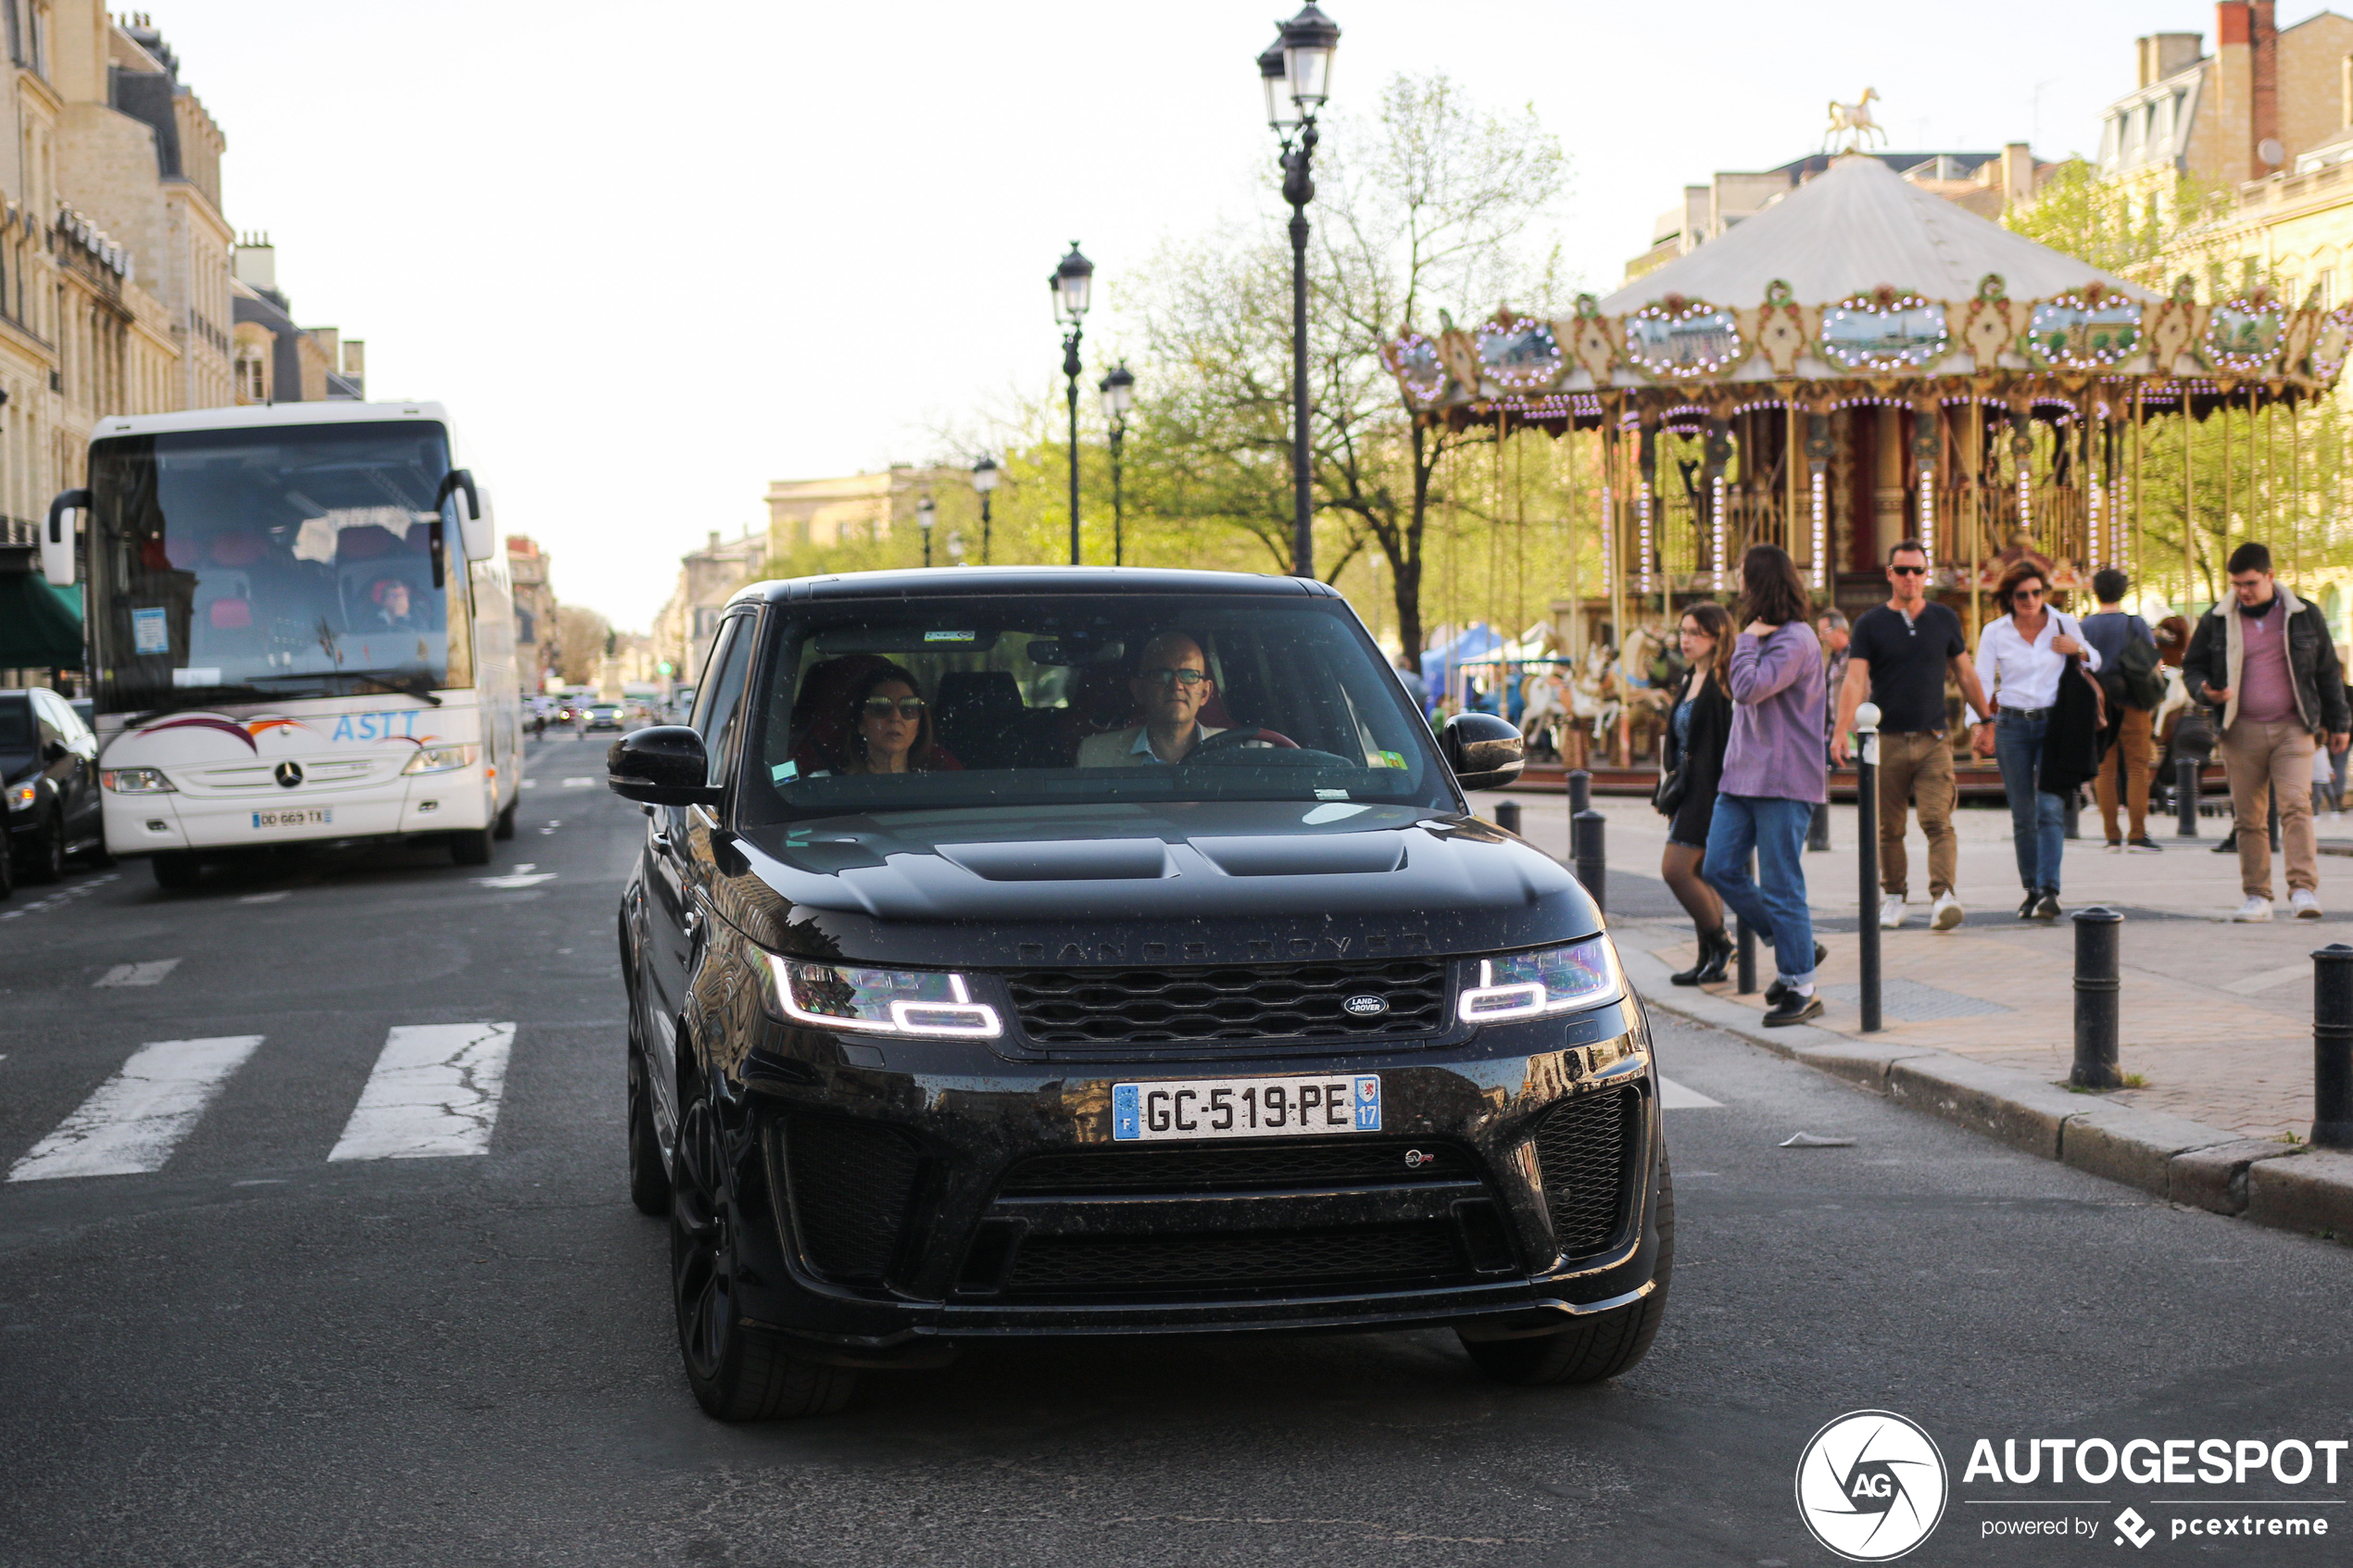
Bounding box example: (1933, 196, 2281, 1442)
(1188, 725, 1301, 757)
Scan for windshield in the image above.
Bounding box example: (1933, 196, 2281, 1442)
(85, 421, 466, 714)
(0, 697, 31, 752)
(740, 593, 1452, 821)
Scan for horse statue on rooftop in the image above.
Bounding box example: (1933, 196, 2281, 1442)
(1825, 88, 1885, 154)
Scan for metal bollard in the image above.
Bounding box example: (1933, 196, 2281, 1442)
(2313, 944, 2353, 1148)
(1495, 799, 1522, 836)
(1855, 703, 1882, 1033)
(2176, 758, 2200, 838)
(2070, 907, 2124, 1088)
(1567, 769, 1592, 817)
(1572, 805, 1606, 914)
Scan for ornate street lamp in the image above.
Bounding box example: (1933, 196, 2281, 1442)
(1257, 5, 1340, 579)
(916, 494, 937, 568)
(970, 455, 999, 564)
(1099, 362, 1135, 567)
(1049, 241, 1093, 566)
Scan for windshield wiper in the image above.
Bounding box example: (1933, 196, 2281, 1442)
(349, 671, 445, 707)
(117, 685, 282, 725)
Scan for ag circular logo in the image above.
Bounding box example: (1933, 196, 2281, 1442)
(1341, 994, 1388, 1017)
(1794, 1410, 1947, 1562)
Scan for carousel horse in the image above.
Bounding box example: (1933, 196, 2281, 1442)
(1825, 88, 1884, 152)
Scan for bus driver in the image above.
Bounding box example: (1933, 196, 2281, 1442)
(1076, 632, 1227, 766)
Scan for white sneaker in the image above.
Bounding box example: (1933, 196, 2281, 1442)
(1879, 894, 1906, 929)
(2292, 889, 2324, 920)
(1931, 891, 1965, 931)
(2234, 896, 2274, 923)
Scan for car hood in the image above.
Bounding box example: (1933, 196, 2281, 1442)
(706, 799, 1600, 969)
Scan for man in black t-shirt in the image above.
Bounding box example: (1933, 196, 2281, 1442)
(1831, 540, 1994, 932)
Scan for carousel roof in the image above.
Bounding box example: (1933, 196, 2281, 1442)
(1596, 154, 2151, 316)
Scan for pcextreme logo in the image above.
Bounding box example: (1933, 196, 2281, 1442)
(1795, 1410, 1950, 1562)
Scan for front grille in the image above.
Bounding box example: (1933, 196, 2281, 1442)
(1002, 1223, 1465, 1296)
(1530, 1087, 1637, 1257)
(780, 1111, 924, 1284)
(1005, 958, 1449, 1047)
(1000, 1139, 1475, 1195)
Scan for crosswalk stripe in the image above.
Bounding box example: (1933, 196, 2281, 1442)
(8, 1035, 264, 1182)
(329, 1022, 516, 1161)
(1658, 1075, 1723, 1110)
(94, 959, 181, 988)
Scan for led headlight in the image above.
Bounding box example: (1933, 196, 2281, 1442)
(99, 768, 174, 795)
(1458, 935, 1623, 1023)
(765, 955, 1002, 1039)
(400, 744, 478, 775)
(6, 781, 37, 810)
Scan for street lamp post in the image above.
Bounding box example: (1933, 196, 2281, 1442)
(1099, 362, 1134, 567)
(1050, 242, 1094, 566)
(916, 494, 937, 568)
(970, 455, 999, 564)
(1258, 4, 1340, 580)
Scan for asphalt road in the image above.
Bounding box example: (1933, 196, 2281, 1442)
(3, 734, 2349, 1566)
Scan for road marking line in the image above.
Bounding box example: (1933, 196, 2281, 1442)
(329, 1022, 516, 1161)
(2221, 961, 2312, 996)
(239, 891, 290, 904)
(1658, 1076, 1723, 1110)
(472, 872, 557, 887)
(521, 779, 538, 789)
(8, 1035, 264, 1181)
(94, 959, 182, 988)
(560, 776, 596, 788)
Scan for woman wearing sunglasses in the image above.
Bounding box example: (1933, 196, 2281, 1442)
(842, 662, 946, 775)
(1973, 561, 2100, 921)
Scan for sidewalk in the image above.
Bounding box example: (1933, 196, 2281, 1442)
(1500, 787, 2353, 1240)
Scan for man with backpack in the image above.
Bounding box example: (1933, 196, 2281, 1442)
(2082, 569, 2165, 853)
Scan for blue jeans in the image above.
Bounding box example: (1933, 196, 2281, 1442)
(1702, 795, 1816, 986)
(1994, 709, 2067, 894)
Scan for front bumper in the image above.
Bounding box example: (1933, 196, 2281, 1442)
(699, 997, 1665, 1358)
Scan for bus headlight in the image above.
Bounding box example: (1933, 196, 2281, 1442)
(6, 781, 37, 810)
(764, 956, 1002, 1039)
(400, 744, 478, 775)
(99, 768, 174, 795)
(1458, 935, 1623, 1022)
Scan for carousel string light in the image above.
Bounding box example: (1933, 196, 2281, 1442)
(2088, 478, 2103, 571)
(1637, 484, 1654, 595)
(1624, 301, 1743, 378)
(1710, 472, 1727, 591)
(1809, 469, 1827, 591)
(1918, 466, 1935, 568)
(1817, 294, 1949, 374)
(1475, 316, 1565, 394)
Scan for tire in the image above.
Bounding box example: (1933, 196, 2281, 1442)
(22, 809, 66, 884)
(0, 831, 13, 899)
(152, 851, 203, 890)
(627, 1027, 673, 1217)
(449, 823, 495, 866)
(671, 1086, 855, 1420)
(1462, 1153, 1673, 1386)
(494, 793, 519, 841)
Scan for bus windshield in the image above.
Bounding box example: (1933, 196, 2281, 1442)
(85, 420, 466, 713)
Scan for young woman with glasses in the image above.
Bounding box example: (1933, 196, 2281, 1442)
(1972, 561, 2100, 921)
(1659, 602, 1736, 985)
(842, 662, 944, 775)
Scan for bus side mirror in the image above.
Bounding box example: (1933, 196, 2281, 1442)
(1441, 711, 1525, 791)
(42, 488, 88, 587)
(434, 469, 496, 564)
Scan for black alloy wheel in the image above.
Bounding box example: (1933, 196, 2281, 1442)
(23, 807, 66, 884)
(626, 1020, 672, 1217)
(1460, 1154, 1674, 1386)
(669, 1083, 855, 1420)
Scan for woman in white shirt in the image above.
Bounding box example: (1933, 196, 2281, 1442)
(1972, 561, 2102, 922)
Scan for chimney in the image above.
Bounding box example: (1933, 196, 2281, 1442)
(708, 530, 721, 550)
(341, 340, 364, 379)
(2219, 2, 2256, 183)
(2151, 31, 2203, 81)
(233, 232, 274, 291)
(2252, 0, 2280, 169)
(2002, 143, 2036, 204)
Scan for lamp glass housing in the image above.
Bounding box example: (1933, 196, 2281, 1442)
(1099, 365, 1134, 421)
(970, 458, 1000, 495)
(1052, 245, 1093, 322)
(916, 495, 937, 531)
(1281, 5, 1340, 111)
(1258, 39, 1294, 131)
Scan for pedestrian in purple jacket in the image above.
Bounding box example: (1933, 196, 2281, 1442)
(1701, 545, 1830, 1025)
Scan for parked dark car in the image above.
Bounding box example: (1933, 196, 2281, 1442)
(2, 687, 105, 884)
(610, 569, 1667, 1420)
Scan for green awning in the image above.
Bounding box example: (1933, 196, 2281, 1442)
(0, 571, 84, 669)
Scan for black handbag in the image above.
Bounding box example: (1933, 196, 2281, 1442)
(1652, 756, 1689, 815)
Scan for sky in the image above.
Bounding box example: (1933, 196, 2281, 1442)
(154, 0, 2274, 629)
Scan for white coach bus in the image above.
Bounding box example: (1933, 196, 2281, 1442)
(39, 402, 523, 887)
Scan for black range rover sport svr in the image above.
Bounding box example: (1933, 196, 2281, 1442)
(610, 567, 1669, 1418)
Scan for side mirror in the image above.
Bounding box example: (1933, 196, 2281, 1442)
(433, 469, 495, 565)
(607, 725, 723, 807)
(1441, 711, 1525, 792)
(42, 488, 88, 587)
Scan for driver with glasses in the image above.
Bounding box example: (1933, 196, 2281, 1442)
(1077, 632, 1227, 765)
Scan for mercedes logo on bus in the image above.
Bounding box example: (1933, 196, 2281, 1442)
(273, 761, 304, 789)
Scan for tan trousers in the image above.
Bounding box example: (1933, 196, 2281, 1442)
(2221, 718, 2320, 898)
(1877, 731, 1957, 900)
(2095, 706, 2155, 843)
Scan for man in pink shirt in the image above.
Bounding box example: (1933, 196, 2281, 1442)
(2183, 542, 2352, 921)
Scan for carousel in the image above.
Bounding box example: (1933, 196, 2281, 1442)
(1383, 149, 2353, 781)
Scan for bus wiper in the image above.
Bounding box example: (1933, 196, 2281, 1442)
(118, 685, 281, 724)
(349, 671, 445, 706)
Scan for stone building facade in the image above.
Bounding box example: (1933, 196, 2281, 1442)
(505, 534, 558, 696)
(651, 528, 769, 689)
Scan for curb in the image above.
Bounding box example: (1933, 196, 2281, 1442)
(1619, 940, 2345, 1240)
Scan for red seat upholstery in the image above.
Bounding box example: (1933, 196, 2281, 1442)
(208, 599, 253, 631)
